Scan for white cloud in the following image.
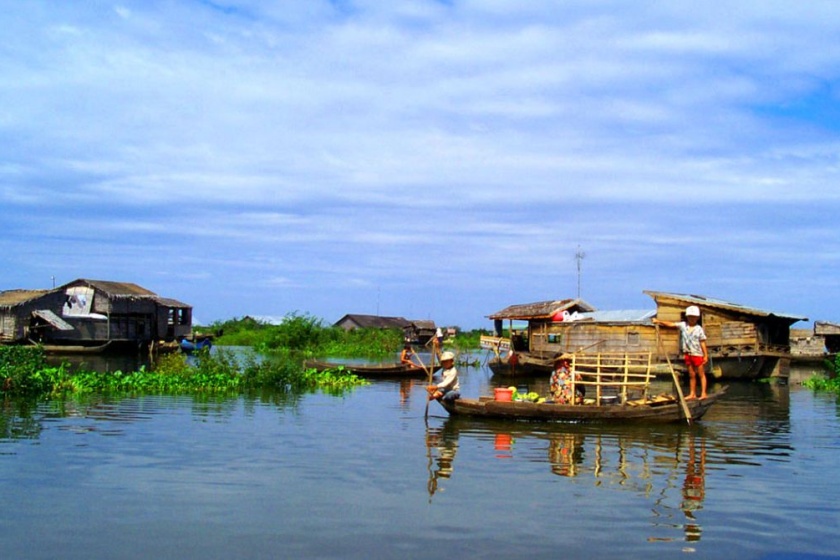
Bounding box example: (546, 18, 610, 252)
(3, 1, 840, 326)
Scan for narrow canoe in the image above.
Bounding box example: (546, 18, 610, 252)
(304, 360, 440, 378)
(439, 388, 726, 423)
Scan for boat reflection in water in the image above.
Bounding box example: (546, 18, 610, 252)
(422, 413, 786, 545)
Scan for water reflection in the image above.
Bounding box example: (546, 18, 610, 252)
(425, 420, 459, 498)
(422, 413, 794, 545)
(681, 436, 706, 542)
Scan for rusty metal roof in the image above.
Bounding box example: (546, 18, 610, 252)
(487, 299, 596, 320)
(644, 291, 806, 322)
(0, 289, 50, 307)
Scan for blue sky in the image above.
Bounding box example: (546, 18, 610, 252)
(3, 1, 840, 329)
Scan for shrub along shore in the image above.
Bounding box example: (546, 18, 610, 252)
(8, 311, 831, 398)
(0, 345, 369, 397)
(0, 313, 487, 398)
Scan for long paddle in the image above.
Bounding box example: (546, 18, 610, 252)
(423, 339, 438, 419)
(656, 324, 692, 425)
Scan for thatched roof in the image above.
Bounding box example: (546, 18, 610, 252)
(0, 289, 50, 308)
(487, 299, 596, 320)
(334, 314, 412, 329)
(69, 279, 157, 297)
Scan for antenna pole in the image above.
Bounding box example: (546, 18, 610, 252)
(575, 246, 585, 299)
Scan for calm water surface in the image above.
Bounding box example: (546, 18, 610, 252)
(1, 359, 839, 560)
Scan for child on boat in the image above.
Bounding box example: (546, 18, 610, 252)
(653, 305, 709, 400)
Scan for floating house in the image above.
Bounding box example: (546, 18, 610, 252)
(484, 291, 805, 379)
(791, 321, 840, 362)
(0, 279, 192, 351)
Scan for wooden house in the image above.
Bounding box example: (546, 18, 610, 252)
(791, 320, 840, 362)
(484, 292, 805, 379)
(484, 299, 597, 373)
(333, 314, 437, 344)
(0, 289, 67, 344)
(0, 279, 192, 350)
(815, 321, 840, 354)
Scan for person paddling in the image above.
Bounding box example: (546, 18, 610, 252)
(653, 305, 709, 399)
(400, 343, 420, 368)
(427, 351, 460, 403)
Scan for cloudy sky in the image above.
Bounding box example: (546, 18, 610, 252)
(3, 1, 840, 329)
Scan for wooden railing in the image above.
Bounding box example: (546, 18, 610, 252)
(570, 352, 653, 405)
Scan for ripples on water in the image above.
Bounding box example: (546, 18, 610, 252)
(1, 365, 839, 560)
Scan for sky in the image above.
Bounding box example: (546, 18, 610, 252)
(3, 1, 840, 330)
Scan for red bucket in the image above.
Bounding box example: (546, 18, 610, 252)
(494, 388, 513, 402)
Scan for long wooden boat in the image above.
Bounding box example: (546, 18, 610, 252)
(29, 339, 115, 354)
(304, 360, 440, 378)
(447, 351, 724, 423)
(438, 388, 725, 423)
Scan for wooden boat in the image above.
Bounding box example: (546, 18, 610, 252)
(30, 340, 115, 354)
(440, 351, 725, 423)
(304, 360, 440, 378)
(439, 389, 725, 423)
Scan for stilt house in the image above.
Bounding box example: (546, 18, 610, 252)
(0, 279, 192, 349)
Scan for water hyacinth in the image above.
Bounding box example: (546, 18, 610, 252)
(0, 346, 367, 398)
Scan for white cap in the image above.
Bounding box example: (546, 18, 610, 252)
(685, 305, 701, 317)
(440, 351, 455, 362)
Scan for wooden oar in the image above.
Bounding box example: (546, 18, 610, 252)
(424, 340, 438, 419)
(656, 324, 692, 425)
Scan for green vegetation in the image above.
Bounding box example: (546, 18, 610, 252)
(205, 313, 404, 358)
(802, 355, 840, 394)
(204, 313, 487, 358)
(0, 345, 367, 398)
(1, 314, 489, 399)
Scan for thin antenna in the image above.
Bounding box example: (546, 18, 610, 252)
(575, 246, 585, 299)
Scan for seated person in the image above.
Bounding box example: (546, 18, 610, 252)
(400, 343, 418, 367)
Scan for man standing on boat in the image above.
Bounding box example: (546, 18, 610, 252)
(427, 351, 460, 403)
(653, 306, 709, 400)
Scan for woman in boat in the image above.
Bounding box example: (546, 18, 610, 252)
(550, 353, 585, 404)
(427, 351, 460, 403)
(550, 353, 574, 404)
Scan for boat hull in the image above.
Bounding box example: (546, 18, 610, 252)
(439, 388, 725, 423)
(304, 360, 439, 378)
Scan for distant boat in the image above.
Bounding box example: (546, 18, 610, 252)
(30, 339, 115, 354)
(304, 360, 440, 378)
(179, 337, 212, 354)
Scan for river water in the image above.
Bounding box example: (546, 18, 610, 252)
(1, 356, 838, 560)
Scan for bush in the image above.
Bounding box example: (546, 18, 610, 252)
(802, 355, 840, 394)
(0, 346, 59, 395)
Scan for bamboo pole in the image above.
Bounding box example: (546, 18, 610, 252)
(656, 324, 692, 425)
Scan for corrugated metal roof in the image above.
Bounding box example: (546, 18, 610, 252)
(0, 289, 49, 307)
(32, 309, 74, 331)
(487, 299, 596, 320)
(573, 309, 656, 323)
(644, 291, 806, 322)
